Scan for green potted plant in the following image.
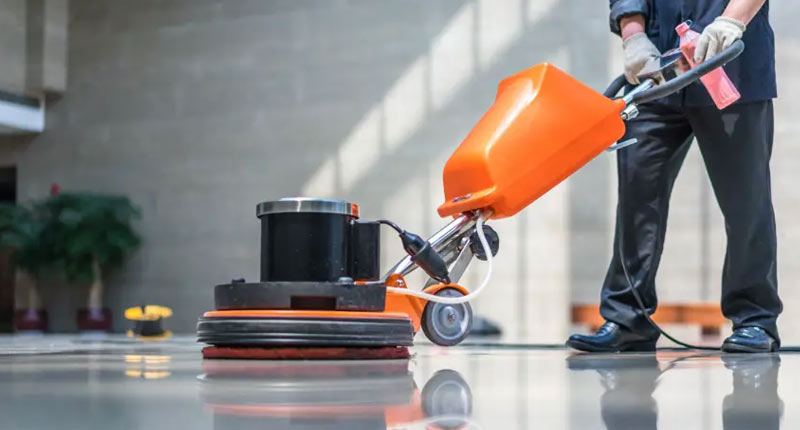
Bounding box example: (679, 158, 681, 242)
(43, 192, 141, 332)
(0, 203, 52, 332)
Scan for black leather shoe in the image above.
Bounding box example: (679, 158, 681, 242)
(722, 327, 778, 353)
(566, 321, 657, 353)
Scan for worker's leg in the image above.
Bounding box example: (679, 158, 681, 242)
(599, 102, 694, 339)
(688, 101, 782, 343)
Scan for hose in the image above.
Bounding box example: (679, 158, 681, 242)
(386, 214, 493, 304)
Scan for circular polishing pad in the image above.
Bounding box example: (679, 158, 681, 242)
(197, 315, 415, 348)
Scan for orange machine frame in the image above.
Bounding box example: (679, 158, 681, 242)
(438, 63, 626, 219)
(203, 275, 467, 334)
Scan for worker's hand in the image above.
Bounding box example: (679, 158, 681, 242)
(694, 16, 746, 64)
(623, 33, 661, 85)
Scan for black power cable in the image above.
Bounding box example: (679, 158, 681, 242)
(376, 219, 404, 234)
(618, 242, 718, 351)
(616, 143, 718, 351)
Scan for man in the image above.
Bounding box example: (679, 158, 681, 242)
(567, 0, 781, 353)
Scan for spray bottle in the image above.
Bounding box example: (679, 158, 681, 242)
(676, 21, 740, 109)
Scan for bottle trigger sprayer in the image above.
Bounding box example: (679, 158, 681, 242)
(676, 20, 741, 110)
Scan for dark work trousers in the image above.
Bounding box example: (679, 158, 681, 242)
(600, 100, 782, 343)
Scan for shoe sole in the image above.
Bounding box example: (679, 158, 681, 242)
(565, 338, 656, 353)
(721, 342, 779, 354)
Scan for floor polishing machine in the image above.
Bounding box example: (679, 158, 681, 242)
(197, 41, 745, 359)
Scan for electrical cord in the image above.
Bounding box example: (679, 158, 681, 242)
(618, 240, 718, 351)
(376, 219, 405, 234)
(616, 144, 718, 351)
(386, 214, 493, 305)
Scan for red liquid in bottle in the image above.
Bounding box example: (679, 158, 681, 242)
(676, 21, 740, 110)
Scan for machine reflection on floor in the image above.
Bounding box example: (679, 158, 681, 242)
(199, 360, 474, 430)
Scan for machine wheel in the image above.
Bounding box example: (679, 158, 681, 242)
(469, 225, 499, 261)
(421, 288, 472, 346)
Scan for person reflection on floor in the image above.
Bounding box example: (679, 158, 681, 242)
(568, 353, 784, 430)
(567, 354, 660, 430)
(722, 355, 783, 430)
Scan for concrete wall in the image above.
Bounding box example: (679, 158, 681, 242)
(1, 0, 799, 342)
(0, 0, 67, 96)
(26, 0, 69, 94)
(0, 0, 27, 93)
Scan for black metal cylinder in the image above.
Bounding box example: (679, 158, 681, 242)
(257, 198, 359, 282)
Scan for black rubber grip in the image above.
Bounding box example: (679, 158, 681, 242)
(604, 74, 629, 98)
(630, 40, 745, 104)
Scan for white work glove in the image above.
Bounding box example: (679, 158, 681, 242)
(623, 32, 661, 85)
(694, 16, 746, 63)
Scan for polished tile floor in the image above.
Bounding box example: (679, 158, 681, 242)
(0, 335, 794, 429)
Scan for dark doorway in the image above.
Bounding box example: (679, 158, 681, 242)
(0, 166, 16, 332)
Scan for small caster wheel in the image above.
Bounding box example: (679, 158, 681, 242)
(422, 288, 472, 346)
(421, 369, 473, 429)
(469, 225, 499, 261)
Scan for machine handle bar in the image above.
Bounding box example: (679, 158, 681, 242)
(604, 40, 745, 104)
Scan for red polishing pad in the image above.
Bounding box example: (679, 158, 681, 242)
(202, 346, 410, 360)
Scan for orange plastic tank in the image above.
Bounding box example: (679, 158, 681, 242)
(437, 63, 627, 219)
